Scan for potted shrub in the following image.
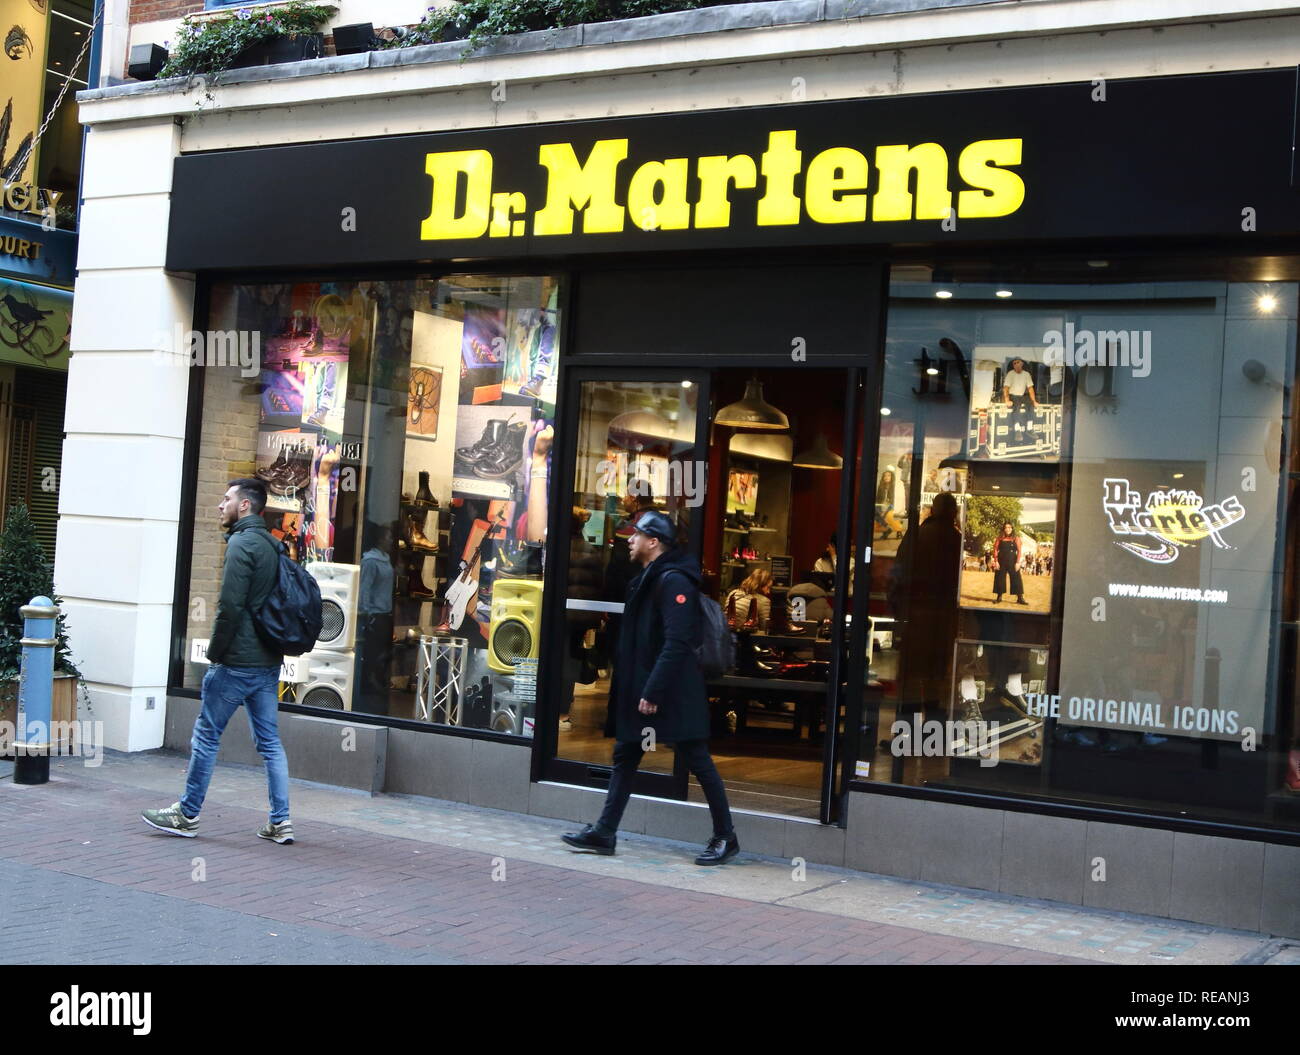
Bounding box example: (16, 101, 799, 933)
(157, 2, 338, 80)
(0, 503, 82, 755)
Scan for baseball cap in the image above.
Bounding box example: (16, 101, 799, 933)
(631, 510, 676, 546)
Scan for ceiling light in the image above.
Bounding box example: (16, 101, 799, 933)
(731, 432, 793, 463)
(995, 289, 1013, 298)
(1258, 293, 1278, 313)
(880, 407, 891, 416)
(1172, 472, 1185, 479)
(926, 367, 939, 376)
(1087, 260, 1110, 269)
(935, 290, 953, 299)
(608, 409, 681, 441)
(714, 378, 789, 430)
(792, 433, 843, 471)
(681, 380, 693, 388)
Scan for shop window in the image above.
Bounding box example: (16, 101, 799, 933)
(179, 274, 562, 736)
(861, 263, 1300, 830)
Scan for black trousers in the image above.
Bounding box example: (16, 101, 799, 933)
(596, 738, 734, 838)
(993, 567, 1024, 597)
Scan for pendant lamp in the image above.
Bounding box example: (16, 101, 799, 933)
(714, 378, 789, 430)
(609, 409, 674, 438)
(792, 433, 843, 470)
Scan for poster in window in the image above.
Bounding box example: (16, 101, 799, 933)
(459, 305, 506, 404)
(407, 365, 442, 439)
(1057, 456, 1267, 743)
(966, 345, 1063, 462)
(959, 493, 1057, 613)
(726, 469, 759, 515)
(950, 639, 1048, 766)
(255, 430, 316, 514)
(873, 420, 914, 557)
(452, 405, 529, 499)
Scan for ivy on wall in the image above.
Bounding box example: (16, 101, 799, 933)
(385, 0, 732, 55)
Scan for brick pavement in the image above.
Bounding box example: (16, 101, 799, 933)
(0, 765, 1091, 965)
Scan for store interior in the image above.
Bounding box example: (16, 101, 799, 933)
(555, 369, 859, 819)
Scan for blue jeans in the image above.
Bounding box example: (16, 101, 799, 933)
(182, 664, 289, 823)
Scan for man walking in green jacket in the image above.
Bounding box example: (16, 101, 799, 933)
(142, 478, 294, 843)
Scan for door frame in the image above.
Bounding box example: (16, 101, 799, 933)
(538, 365, 713, 799)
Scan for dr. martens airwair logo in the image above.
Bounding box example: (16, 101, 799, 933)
(419, 131, 1025, 241)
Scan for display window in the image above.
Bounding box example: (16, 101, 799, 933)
(179, 274, 563, 736)
(862, 260, 1300, 829)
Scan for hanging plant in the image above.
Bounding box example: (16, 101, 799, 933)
(157, 2, 338, 79)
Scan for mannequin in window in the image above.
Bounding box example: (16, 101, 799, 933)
(992, 520, 1028, 605)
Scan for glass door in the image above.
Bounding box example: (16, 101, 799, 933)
(541, 368, 710, 798)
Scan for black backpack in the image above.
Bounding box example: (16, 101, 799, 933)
(661, 573, 735, 678)
(251, 534, 324, 657)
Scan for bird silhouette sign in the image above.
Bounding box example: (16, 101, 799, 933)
(0, 284, 70, 366)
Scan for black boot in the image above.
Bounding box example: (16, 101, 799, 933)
(455, 419, 510, 471)
(562, 824, 616, 855)
(415, 470, 438, 508)
(695, 831, 740, 866)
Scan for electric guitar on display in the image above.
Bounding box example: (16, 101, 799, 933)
(443, 510, 507, 631)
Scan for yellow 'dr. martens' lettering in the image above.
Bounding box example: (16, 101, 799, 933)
(695, 154, 758, 228)
(872, 143, 952, 221)
(756, 131, 802, 226)
(627, 158, 692, 230)
(533, 140, 630, 235)
(416, 131, 1025, 241)
(956, 138, 1025, 218)
(805, 146, 869, 224)
(420, 149, 494, 239)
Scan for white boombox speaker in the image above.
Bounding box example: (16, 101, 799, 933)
(306, 562, 359, 652)
(487, 578, 544, 674)
(296, 649, 354, 711)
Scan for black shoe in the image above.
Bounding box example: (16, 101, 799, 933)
(695, 832, 740, 866)
(992, 595, 1002, 603)
(455, 418, 510, 472)
(1015, 597, 1029, 605)
(562, 824, 616, 855)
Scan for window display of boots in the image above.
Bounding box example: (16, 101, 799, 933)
(407, 513, 439, 553)
(414, 471, 439, 509)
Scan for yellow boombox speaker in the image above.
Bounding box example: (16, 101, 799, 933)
(488, 578, 544, 674)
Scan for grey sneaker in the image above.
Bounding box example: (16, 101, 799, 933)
(257, 820, 295, 844)
(141, 802, 199, 838)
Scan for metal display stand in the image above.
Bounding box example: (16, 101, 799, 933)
(416, 634, 468, 725)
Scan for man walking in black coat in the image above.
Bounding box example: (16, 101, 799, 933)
(562, 510, 739, 865)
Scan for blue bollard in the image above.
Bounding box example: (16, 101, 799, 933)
(13, 595, 58, 786)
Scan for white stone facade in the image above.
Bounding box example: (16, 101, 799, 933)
(67, 0, 1300, 749)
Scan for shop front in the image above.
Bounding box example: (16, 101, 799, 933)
(151, 65, 1300, 928)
